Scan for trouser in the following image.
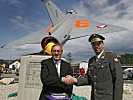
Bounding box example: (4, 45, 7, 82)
(39, 93, 50, 100)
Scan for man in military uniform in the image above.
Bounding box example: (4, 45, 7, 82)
(64, 34, 123, 100)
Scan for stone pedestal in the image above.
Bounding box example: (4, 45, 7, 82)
(17, 55, 51, 100)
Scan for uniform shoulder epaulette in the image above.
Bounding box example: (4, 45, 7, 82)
(106, 51, 113, 53)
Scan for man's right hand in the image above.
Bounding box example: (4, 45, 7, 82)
(61, 75, 77, 85)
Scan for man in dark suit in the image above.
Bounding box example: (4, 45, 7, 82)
(39, 43, 73, 100)
(65, 34, 123, 100)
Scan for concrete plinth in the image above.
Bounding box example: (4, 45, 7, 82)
(17, 55, 51, 100)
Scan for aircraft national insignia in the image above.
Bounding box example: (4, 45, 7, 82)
(97, 24, 107, 28)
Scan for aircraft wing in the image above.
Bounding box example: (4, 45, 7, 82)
(69, 15, 128, 40)
(1, 30, 48, 48)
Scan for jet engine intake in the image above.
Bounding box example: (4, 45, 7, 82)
(41, 36, 59, 55)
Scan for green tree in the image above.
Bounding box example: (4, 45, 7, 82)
(66, 52, 73, 64)
(119, 53, 133, 65)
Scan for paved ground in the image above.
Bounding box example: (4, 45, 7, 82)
(0, 73, 133, 100)
(0, 83, 133, 100)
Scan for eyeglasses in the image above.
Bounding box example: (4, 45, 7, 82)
(52, 50, 62, 54)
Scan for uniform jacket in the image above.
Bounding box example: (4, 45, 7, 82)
(77, 51, 123, 100)
(39, 58, 73, 100)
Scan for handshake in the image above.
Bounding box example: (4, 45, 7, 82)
(61, 75, 77, 85)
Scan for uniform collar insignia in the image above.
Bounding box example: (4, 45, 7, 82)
(101, 54, 105, 60)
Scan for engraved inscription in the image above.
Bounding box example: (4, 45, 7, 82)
(25, 61, 42, 89)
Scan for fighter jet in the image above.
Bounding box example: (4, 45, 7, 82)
(1, 0, 128, 55)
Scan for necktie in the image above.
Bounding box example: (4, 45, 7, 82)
(55, 62, 58, 69)
(96, 56, 98, 62)
(55, 62, 60, 77)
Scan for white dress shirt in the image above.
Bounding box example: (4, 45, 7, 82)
(96, 50, 104, 61)
(54, 60, 61, 77)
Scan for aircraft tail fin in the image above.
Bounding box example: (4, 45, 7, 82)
(41, 0, 65, 26)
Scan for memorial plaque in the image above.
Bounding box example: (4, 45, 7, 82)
(17, 55, 51, 100)
(25, 61, 42, 88)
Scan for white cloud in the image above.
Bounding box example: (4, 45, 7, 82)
(1, 0, 133, 62)
(9, 15, 46, 31)
(9, 16, 31, 29)
(8, 0, 20, 4)
(0, 0, 23, 6)
(63, 0, 133, 62)
(7, 0, 24, 9)
(92, 0, 108, 6)
(0, 44, 42, 60)
(7, 0, 46, 31)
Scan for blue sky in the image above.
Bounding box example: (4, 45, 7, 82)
(0, 0, 133, 63)
(0, 0, 79, 43)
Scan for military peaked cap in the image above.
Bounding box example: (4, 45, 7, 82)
(88, 34, 105, 43)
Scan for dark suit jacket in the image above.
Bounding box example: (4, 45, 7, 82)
(77, 51, 123, 100)
(39, 58, 73, 100)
